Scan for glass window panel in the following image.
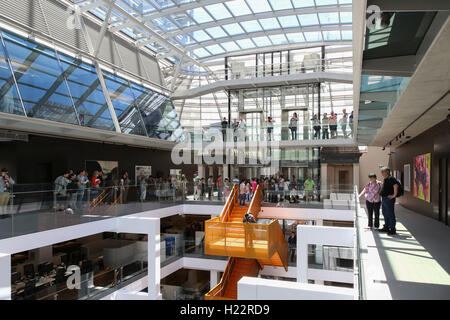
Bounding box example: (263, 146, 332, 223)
(292, 0, 315, 7)
(236, 39, 255, 49)
(0, 32, 24, 115)
(206, 44, 225, 55)
(102, 70, 147, 136)
(58, 53, 116, 131)
(193, 48, 210, 58)
(315, 0, 337, 5)
(205, 3, 232, 20)
(246, 0, 271, 13)
(222, 23, 245, 35)
(2, 31, 79, 125)
(252, 36, 272, 47)
(190, 7, 213, 23)
(192, 30, 211, 42)
(205, 27, 227, 38)
(298, 14, 319, 26)
(259, 18, 281, 30)
(269, 34, 288, 45)
(225, 0, 252, 16)
(278, 16, 300, 28)
(304, 31, 323, 41)
(241, 20, 262, 33)
(341, 30, 352, 40)
(340, 12, 353, 23)
(268, 0, 292, 10)
(318, 12, 340, 24)
(221, 41, 240, 52)
(286, 33, 305, 43)
(323, 30, 341, 40)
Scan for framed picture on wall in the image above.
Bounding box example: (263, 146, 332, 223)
(413, 153, 431, 202)
(404, 164, 411, 192)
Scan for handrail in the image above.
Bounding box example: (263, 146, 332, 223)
(247, 185, 261, 219)
(219, 185, 238, 222)
(271, 219, 289, 272)
(206, 257, 235, 299)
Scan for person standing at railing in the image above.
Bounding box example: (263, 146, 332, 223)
(288, 232, 297, 263)
(341, 109, 349, 138)
(181, 174, 188, 200)
(221, 117, 228, 143)
(322, 113, 330, 139)
(139, 175, 148, 202)
(90, 170, 101, 200)
(119, 172, 130, 203)
(243, 212, 257, 249)
(77, 170, 89, 207)
(223, 178, 231, 201)
(217, 175, 223, 201)
(311, 114, 321, 139)
(207, 176, 214, 201)
(232, 119, 239, 142)
(0, 168, 15, 218)
(266, 116, 275, 141)
(193, 173, 201, 201)
(358, 173, 382, 230)
(304, 177, 316, 202)
(329, 111, 338, 139)
(349, 111, 354, 138)
(54, 171, 71, 211)
(289, 113, 299, 140)
(238, 117, 247, 141)
(251, 178, 258, 199)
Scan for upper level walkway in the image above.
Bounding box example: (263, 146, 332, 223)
(357, 204, 450, 299)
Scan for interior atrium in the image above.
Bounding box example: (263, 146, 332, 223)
(0, 0, 449, 305)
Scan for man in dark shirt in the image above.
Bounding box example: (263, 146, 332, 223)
(379, 167, 399, 235)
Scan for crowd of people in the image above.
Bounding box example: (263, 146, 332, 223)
(218, 110, 353, 142)
(192, 174, 319, 204)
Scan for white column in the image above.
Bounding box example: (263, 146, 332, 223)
(0, 253, 11, 300)
(222, 165, 229, 180)
(148, 219, 162, 300)
(321, 163, 328, 198)
(197, 165, 205, 179)
(210, 271, 219, 290)
(353, 163, 360, 189)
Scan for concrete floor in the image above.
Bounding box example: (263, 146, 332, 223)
(358, 203, 450, 300)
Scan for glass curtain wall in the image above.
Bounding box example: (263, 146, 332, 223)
(0, 28, 183, 142)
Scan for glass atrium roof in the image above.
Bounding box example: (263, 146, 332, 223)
(73, 0, 352, 67)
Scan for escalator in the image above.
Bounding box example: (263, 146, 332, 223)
(204, 185, 288, 300)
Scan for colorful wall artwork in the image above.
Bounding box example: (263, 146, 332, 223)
(413, 153, 431, 202)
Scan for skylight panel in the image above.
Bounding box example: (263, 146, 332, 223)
(292, 0, 315, 7)
(191, 7, 213, 23)
(246, 0, 272, 13)
(252, 36, 272, 47)
(268, 0, 292, 10)
(341, 30, 352, 40)
(222, 23, 245, 35)
(304, 31, 322, 41)
(205, 26, 227, 38)
(298, 14, 319, 26)
(259, 18, 280, 30)
(318, 12, 340, 24)
(278, 16, 299, 28)
(206, 44, 225, 55)
(193, 48, 210, 58)
(171, 13, 194, 28)
(323, 30, 341, 40)
(339, 0, 353, 4)
(221, 41, 240, 51)
(340, 12, 352, 23)
(225, 0, 252, 16)
(205, 3, 232, 20)
(286, 33, 305, 43)
(269, 34, 288, 45)
(315, 0, 338, 5)
(192, 30, 211, 42)
(236, 38, 255, 49)
(241, 20, 263, 33)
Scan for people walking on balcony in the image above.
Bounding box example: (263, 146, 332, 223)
(0, 168, 15, 217)
(379, 167, 399, 235)
(341, 109, 349, 138)
(329, 111, 338, 139)
(217, 175, 223, 201)
(349, 111, 354, 137)
(207, 176, 214, 200)
(221, 117, 228, 142)
(359, 173, 382, 229)
(77, 170, 89, 206)
(193, 174, 201, 200)
(223, 178, 231, 201)
(239, 180, 247, 206)
(312, 114, 321, 139)
(289, 113, 298, 140)
(322, 113, 329, 139)
(266, 116, 275, 141)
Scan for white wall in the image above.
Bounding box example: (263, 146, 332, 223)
(238, 277, 354, 300)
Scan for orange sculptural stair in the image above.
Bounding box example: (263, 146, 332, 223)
(204, 185, 289, 300)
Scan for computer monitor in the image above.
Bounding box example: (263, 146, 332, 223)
(23, 264, 34, 278)
(11, 272, 20, 283)
(37, 263, 47, 276)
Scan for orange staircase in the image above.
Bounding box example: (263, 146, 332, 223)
(204, 185, 288, 300)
